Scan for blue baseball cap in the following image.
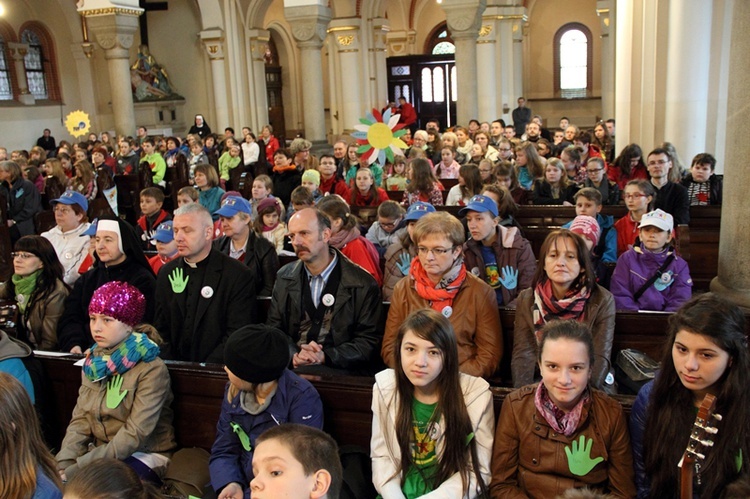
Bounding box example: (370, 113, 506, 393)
(151, 220, 174, 243)
(459, 195, 499, 218)
(214, 195, 252, 218)
(81, 218, 98, 237)
(51, 190, 88, 212)
(403, 202, 436, 222)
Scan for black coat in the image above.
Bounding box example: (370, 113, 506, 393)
(154, 249, 256, 363)
(212, 232, 279, 296)
(266, 249, 382, 373)
(0, 177, 41, 236)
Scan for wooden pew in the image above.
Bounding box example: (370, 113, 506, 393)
(36, 353, 635, 452)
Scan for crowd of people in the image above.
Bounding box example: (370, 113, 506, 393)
(0, 104, 741, 498)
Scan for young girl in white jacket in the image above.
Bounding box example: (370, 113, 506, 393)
(371, 308, 494, 498)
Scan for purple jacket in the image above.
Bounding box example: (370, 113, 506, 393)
(209, 369, 324, 498)
(610, 244, 692, 312)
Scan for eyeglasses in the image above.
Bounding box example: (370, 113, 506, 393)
(379, 218, 401, 229)
(498, 148, 512, 152)
(53, 206, 73, 214)
(624, 193, 648, 200)
(586, 168, 603, 174)
(647, 160, 670, 166)
(11, 252, 37, 260)
(417, 246, 455, 257)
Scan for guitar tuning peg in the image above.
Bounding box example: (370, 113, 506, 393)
(704, 427, 718, 434)
(700, 439, 714, 447)
(713, 413, 723, 421)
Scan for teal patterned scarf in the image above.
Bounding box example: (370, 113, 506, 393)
(83, 332, 160, 382)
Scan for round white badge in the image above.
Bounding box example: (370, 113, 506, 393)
(442, 306, 453, 318)
(471, 267, 480, 277)
(201, 286, 214, 298)
(64, 251, 73, 260)
(322, 293, 335, 307)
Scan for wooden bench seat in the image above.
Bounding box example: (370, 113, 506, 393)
(36, 353, 635, 452)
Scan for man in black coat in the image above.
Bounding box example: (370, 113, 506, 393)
(512, 97, 532, 137)
(36, 129, 56, 155)
(266, 208, 383, 375)
(154, 203, 256, 363)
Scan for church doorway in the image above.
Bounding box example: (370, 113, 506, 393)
(387, 55, 457, 131)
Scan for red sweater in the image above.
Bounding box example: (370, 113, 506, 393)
(351, 187, 389, 207)
(340, 236, 383, 286)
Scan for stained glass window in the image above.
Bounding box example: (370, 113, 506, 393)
(0, 38, 11, 100)
(21, 30, 48, 100)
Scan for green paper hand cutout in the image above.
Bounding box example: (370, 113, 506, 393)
(231, 422, 252, 451)
(169, 268, 189, 293)
(106, 375, 128, 409)
(737, 449, 743, 473)
(565, 435, 604, 476)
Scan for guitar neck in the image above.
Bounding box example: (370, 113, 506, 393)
(679, 393, 719, 499)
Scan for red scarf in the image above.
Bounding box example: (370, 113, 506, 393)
(272, 163, 297, 174)
(532, 279, 590, 342)
(410, 257, 466, 313)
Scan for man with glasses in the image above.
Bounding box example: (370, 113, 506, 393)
(496, 138, 514, 163)
(646, 148, 690, 225)
(266, 208, 382, 375)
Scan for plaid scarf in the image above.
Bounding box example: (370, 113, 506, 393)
(532, 278, 590, 342)
(534, 382, 589, 437)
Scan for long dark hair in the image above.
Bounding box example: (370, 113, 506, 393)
(531, 229, 596, 291)
(643, 293, 750, 498)
(391, 309, 488, 496)
(613, 143, 645, 177)
(407, 158, 439, 195)
(8, 236, 68, 316)
(459, 163, 483, 200)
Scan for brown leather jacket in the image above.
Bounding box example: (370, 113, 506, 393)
(490, 384, 636, 498)
(511, 285, 615, 389)
(382, 271, 503, 379)
(0, 278, 68, 351)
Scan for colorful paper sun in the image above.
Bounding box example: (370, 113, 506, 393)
(351, 108, 408, 166)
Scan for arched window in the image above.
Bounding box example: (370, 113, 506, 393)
(554, 23, 592, 99)
(18, 23, 61, 101)
(21, 30, 47, 99)
(0, 36, 12, 101)
(425, 23, 455, 55)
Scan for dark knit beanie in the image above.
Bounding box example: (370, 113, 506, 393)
(224, 324, 291, 383)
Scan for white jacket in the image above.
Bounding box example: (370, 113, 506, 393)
(41, 223, 92, 286)
(371, 369, 494, 499)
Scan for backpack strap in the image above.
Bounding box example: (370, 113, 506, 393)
(633, 252, 676, 301)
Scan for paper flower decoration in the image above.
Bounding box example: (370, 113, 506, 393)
(351, 108, 408, 166)
(65, 110, 91, 138)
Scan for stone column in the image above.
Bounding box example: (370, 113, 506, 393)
(512, 19, 525, 104)
(84, 8, 141, 136)
(69, 43, 97, 125)
(597, 0, 615, 121)
(248, 29, 271, 133)
(441, 0, 486, 126)
(329, 20, 362, 135)
(663, 0, 712, 162)
(370, 18, 390, 112)
(7, 43, 34, 105)
(285, 4, 331, 146)
(200, 30, 230, 132)
(475, 18, 498, 122)
(710, 1, 750, 309)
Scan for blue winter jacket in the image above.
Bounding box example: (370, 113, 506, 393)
(209, 369, 324, 498)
